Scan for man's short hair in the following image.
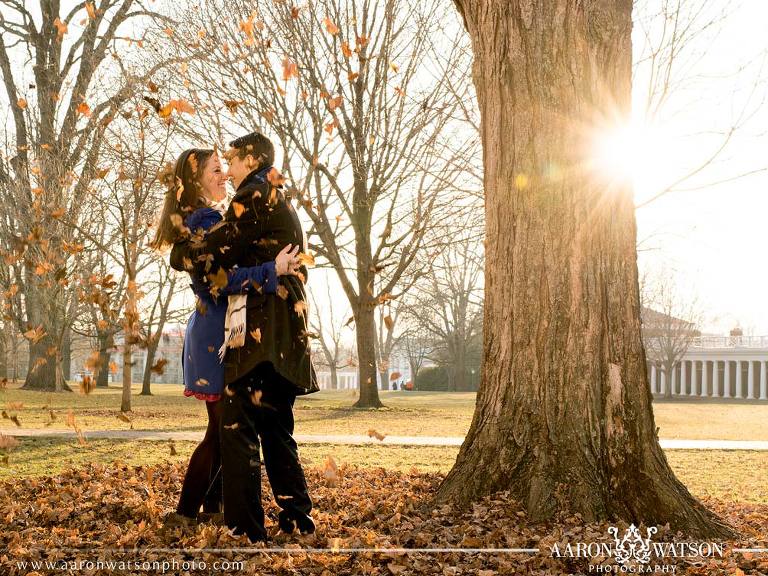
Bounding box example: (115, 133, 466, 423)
(228, 131, 275, 168)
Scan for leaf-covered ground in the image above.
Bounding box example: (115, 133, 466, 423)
(1, 463, 765, 575)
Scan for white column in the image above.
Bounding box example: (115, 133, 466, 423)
(748, 361, 755, 399)
(735, 360, 743, 399)
(660, 368, 666, 396)
(650, 364, 657, 394)
(689, 361, 696, 396)
(712, 360, 720, 398)
(669, 364, 677, 396)
(761, 361, 768, 400)
(724, 360, 731, 398)
(700, 361, 708, 397)
(680, 361, 686, 396)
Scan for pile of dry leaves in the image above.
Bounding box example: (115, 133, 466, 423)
(0, 462, 765, 575)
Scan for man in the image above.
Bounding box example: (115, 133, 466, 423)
(171, 132, 318, 542)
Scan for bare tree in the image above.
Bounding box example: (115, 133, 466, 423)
(640, 270, 702, 399)
(437, 1, 735, 539)
(405, 228, 483, 391)
(633, 0, 768, 208)
(0, 0, 178, 391)
(169, 0, 475, 408)
(309, 280, 353, 390)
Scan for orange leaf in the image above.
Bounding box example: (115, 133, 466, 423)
(232, 201, 245, 218)
(282, 58, 298, 81)
(77, 102, 91, 117)
(323, 17, 339, 35)
(341, 42, 352, 58)
(291, 6, 300, 18)
(250, 328, 261, 343)
(298, 252, 315, 267)
(384, 315, 394, 330)
(53, 18, 68, 41)
(17, 98, 27, 109)
(328, 96, 343, 110)
(389, 371, 401, 381)
(294, 300, 307, 315)
(85, 2, 97, 19)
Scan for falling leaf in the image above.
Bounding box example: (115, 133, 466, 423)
(390, 372, 401, 381)
(17, 98, 27, 109)
(223, 99, 244, 113)
(79, 375, 95, 395)
(323, 455, 338, 485)
(231, 201, 245, 218)
(223, 422, 240, 430)
(389, 62, 399, 73)
(150, 358, 168, 375)
(77, 102, 91, 117)
(195, 378, 209, 387)
(276, 285, 289, 300)
(250, 329, 262, 343)
(297, 252, 315, 267)
(290, 6, 300, 18)
(23, 326, 47, 344)
(394, 86, 405, 97)
(169, 440, 177, 455)
(294, 300, 307, 315)
(384, 315, 394, 331)
(117, 412, 132, 424)
(367, 428, 386, 441)
(251, 390, 263, 406)
(53, 18, 68, 41)
(282, 58, 298, 81)
(224, 385, 235, 397)
(323, 17, 339, 35)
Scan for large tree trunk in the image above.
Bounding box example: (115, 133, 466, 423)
(353, 302, 383, 408)
(23, 336, 71, 392)
(438, 0, 736, 539)
(121, 345, 133, 412)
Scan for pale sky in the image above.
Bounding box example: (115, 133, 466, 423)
(630, 1, 768, 334)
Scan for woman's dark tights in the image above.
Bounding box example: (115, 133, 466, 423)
(176, 400, 222, 518)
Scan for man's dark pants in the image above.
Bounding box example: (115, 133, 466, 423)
(220, 363, 312, 542)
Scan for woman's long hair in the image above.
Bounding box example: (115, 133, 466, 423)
(151, 148, 214, 250)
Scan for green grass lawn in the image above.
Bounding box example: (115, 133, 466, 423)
(1, 381, 766, 441)
(1, 436, 765, 504)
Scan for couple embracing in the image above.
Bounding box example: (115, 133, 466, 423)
(151, 131, 319, 542)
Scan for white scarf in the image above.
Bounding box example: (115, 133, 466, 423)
(204, 196, 248, 363)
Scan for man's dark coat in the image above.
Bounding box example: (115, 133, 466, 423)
(171, 166, 318, 395)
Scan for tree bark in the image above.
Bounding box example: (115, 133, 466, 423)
(438, 0, 736, 539)
(95, 332, 113, 388)
(23, 335, 71, 392)
(353, 301, 383, 408)
(61, 327, 72, 381)
(140, 337, 158, 396)
(0, 327, 6, 379)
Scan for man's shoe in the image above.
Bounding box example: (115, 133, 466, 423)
(296, 514, 316, 535)
(277, 511, 296, 534)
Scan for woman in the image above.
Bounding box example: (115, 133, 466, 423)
(152, 148, 300, 527)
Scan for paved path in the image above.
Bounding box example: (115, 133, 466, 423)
(3, 428, 768, 450)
